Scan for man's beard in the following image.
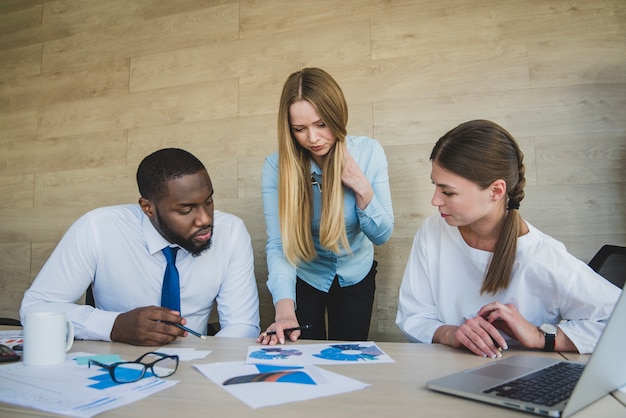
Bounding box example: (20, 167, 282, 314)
(156, 211, 212, 257)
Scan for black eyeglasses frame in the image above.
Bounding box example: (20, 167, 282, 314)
(88, 351, 179, 384)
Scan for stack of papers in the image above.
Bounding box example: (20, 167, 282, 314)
(0, 352, 178, 418)
(0, 330, 394, 413)
(0, 338, 211, 418)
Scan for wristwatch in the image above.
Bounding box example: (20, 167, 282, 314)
(539, 324, 557, 352)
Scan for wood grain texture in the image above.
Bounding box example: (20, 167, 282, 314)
(37, 79, 239, 138)
(0, 174, 33, 208)
(0, 0, 624, 341)
(0, 130, 128, 176)
(0, 43, 41, 81)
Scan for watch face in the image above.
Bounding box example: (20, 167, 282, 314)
(540, 324, 557, 334)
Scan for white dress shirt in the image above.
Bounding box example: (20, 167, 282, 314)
(396, 214, 621, 354)
(21, 205, 260, 341)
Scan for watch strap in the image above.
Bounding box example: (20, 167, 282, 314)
(543, 332, 555, 352)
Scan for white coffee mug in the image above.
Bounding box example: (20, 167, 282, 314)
(23, 311, 74, 366)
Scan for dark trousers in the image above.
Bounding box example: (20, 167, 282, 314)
(295, 260, 377, 341)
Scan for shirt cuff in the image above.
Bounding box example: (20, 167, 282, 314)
(215, 324, 260, 338)
(80, 309, 121, 342)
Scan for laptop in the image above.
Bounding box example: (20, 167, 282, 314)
(427, 289, 626, 417)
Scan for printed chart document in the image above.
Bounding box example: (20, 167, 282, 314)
(0, 352, 178, 418)
(195, 361, 370, 408)
(245, 341, 395, 366)
(0, 329, 23, 349)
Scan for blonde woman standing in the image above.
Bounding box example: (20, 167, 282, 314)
(258, 68, 394, 345)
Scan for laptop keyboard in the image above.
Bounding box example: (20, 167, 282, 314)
(483, 362, 585, 406)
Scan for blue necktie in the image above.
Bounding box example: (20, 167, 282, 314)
(161, 246, 180, 312)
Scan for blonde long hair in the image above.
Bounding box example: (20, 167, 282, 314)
(430, 120, 526, 294)
(277, 68, 350, 265)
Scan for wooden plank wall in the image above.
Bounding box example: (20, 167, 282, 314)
(0, 0, 624, 341)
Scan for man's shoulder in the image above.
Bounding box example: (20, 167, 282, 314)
(59, 205, 144, 250)
(206, 210, 253, 256)
(214, 210, 248, 231)
(81, 204, 143, 223)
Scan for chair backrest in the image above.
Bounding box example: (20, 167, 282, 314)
(0, 318, 21, 326)
(85, 284, 95, 307)
(588, 245, 626, 289)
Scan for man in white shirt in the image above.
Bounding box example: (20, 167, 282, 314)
(21, 148, 260, 346)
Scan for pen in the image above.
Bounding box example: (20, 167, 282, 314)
(261, 324, 312, 337)
(168, 322, 207, 340)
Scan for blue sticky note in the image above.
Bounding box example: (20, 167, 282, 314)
(74, 354, 123, 365)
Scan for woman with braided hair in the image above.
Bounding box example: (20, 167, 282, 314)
(396, 119, 620, 357)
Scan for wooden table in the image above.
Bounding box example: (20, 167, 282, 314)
(1, 335, 624, 417)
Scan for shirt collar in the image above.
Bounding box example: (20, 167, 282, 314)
(309, 159, 322, 175)
(141, 211, 178, 256)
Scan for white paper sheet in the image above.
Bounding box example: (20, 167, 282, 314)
(156, 347, 212, 361)
(245, 341, 395, 366)
(194, 361, 369, 408)
(0, 351, 178, 417)
(0, 329, 23, 349)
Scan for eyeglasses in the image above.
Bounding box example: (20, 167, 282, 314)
(311, 175, 323, 194)
(88, 352, 179, 384)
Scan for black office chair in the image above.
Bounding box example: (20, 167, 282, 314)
(85, 284, 221, 336)
(588, 245, 626, 289)
(85, 284, 96, 308)
(0, 318, 21, 326)
(206, 322, 221, 336)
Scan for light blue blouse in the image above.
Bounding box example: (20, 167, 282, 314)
(262, 135, 394, 305)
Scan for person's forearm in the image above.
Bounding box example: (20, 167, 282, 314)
(215, 323, 260, 338)
(274, 298, 297, 322)
(433, 325, 459, 347)
(353, 184, 374, 210)
(550, 327, 577, 352)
